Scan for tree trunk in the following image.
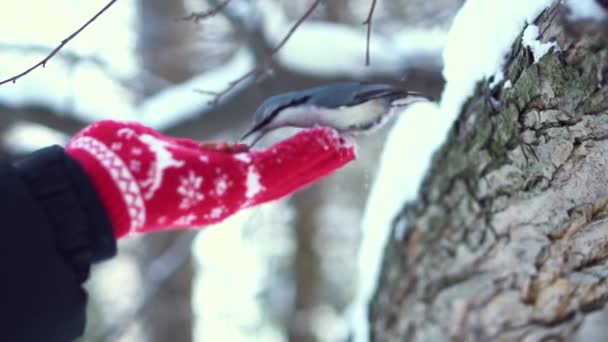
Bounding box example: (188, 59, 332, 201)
(136, 1, 195, 341)
(370, 3, 608, 341)
(289, 187, 324, 342)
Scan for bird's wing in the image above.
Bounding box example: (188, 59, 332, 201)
(352, 84, 420, 104)
(308, 82, 422, 108)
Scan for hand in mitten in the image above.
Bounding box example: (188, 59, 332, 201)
(66, 120, 356, 238)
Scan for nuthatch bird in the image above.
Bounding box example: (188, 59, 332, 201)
(240, 81, 426, 146)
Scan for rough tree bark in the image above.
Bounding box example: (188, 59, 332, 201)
(370, 2, 608, 341)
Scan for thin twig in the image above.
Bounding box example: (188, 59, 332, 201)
(0, 0, 118, 86)
(0, 43, 106, 66)
(0, 42, 139, 88)
(268, 0, 321, 55)
(362, 0, 378, 66)
(178, 0, 233, 23)
(198, 0, 322, 105)
(202, 67, 264, 106)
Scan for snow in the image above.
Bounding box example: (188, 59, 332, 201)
(564, 0, 608, 21)
(489, 70, 505, 89)
(521, 24, 559, 64)
(441, 0, 554, 123)
(349, 1, 554, 341)
(348, 101, 443, 341)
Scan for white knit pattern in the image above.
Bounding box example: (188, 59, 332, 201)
(69, 136, 146, 232)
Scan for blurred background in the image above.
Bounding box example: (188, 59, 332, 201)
(0, 0, 462, 341)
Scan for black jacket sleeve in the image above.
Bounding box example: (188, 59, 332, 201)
(0, 146, 116, 342)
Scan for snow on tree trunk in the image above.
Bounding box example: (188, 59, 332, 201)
(370, 3, 608, 341)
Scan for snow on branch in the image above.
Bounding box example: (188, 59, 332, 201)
(521, 24, 559, 64)
(441, 0, 554, 121)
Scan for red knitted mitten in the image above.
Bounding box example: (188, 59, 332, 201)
(66, 120, 356, 238)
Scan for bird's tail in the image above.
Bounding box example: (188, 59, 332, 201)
(390, 91, 428, 108)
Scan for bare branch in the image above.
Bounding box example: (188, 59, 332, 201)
(178, 0, 233, 23)
(0, 43, 107, 66)
(0, 42, 158, 95)
(198, 0, 322, 105)
(268, 0, 321, 55)
(198, 67, 264, 107)
(0, 0, 118, 86)
(362, 0, 378, 66)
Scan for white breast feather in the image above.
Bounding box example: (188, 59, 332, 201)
(273, 100, 387, 132)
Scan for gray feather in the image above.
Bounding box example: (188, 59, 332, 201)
(242, 81, 424, 144)
(254, 82, 412, 123)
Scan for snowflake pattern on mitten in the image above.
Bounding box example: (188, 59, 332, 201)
(66, 120, 356, 238)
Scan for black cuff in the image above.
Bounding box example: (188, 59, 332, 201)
(14, 146, 117, 280)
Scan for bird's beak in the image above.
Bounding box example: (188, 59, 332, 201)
(240, 126, 257, 142)
(240, 127, 267, 147)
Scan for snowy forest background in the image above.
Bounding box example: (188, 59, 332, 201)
(1, 0, 607, 341)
